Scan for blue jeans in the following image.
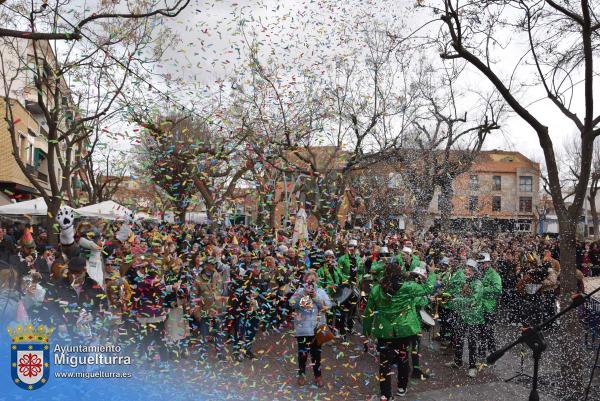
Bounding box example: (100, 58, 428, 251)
(233, 314, 258, 354)
(198, 316, 225, 356)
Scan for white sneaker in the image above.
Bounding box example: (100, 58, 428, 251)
(396, 388, 407, 397)
(468, 368, 477, 378)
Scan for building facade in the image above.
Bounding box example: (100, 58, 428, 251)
(235, 148, 542, 232)
(427, 150, 541, 233)
(0, 39, 81, 206)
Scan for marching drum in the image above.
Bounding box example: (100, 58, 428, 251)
(333, 285, 354, 305)
(420, 309, 436, 328)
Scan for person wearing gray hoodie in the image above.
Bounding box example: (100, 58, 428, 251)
(289, 269, 332, 387)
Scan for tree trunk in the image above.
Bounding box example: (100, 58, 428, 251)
(177, 208, 186, 224)
(316, 176, 346, 227)
(255, 193, 266, 227)
(268, 201, 277, 229)
(555, 216, 585, 397)
(439, 179, 454, 232)
(410, 190, 434, 233)
(46, 197, 61, 246)
(206, 204, 217, 228)
(589, 190, 599, 239)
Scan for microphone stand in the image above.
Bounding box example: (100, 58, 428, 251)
(487, 285, 600, 401)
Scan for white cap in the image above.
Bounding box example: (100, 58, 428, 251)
(324, 249, 335, 257)
(466, 259, 479, 269)
(402, 246, 413, 255)
(379, 246, 390, 255)
(411, 265, 428, 278)
(348, 239, 358, 247)
(478, 252, 491, 263)
(440, 257, 450, 265)
(277, 245, 289, 254)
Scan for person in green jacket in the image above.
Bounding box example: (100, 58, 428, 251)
(337, 240, 364, 286)
(336, 240, 363, 338)
(478, 253, 502, 358)
(317, 250, 346, 327)
(316, 250, 346, 296)
(445, 259, 484, 378)
(440, 259, 466, 348)
(363, 261, 437, 399)
(409, 263, 433, 381)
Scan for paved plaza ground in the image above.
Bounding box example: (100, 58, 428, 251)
(168, 317, 598, 401)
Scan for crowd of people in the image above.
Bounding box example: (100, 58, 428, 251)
(1, 207, 598, 400)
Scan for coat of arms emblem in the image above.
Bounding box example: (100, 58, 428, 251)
(8, 324, 53, 390)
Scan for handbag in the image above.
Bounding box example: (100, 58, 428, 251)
(314, 311, 335, 346)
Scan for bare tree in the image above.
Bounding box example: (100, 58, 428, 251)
(191, 116, 252, 225)
(396, 58, 503, 230)
(134, 113, 200, 223)
(132, 102, 251, 224)
(349, 167, 406, 229)
(241, 24, 419, 226)
(431, 0, 600, 394)
(0, 0, 189, 41)
(0, 1, 178, 241)
(0, 38, 128, 239)
(561, 135, 600, 239)
(245, 151, 284, 228)
(589, 150, 600, 239)
(78, 133, 128, 206)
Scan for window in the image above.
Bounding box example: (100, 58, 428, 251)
(492, 175, 502, 191)
(492, 196, 501, 212)
(517, 221, 532, 232)
(519, 196, 532, 212)
(468, 196, 478, 212)
(519, 176, 533, 192)
(469, 175, 479, 191)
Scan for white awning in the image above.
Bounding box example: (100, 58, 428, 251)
(0, 197, 48, 215)
(74, 201, 132, 220)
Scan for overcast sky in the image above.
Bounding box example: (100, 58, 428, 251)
(50, 0, 593, 167)
(152, 0, 597, 165)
